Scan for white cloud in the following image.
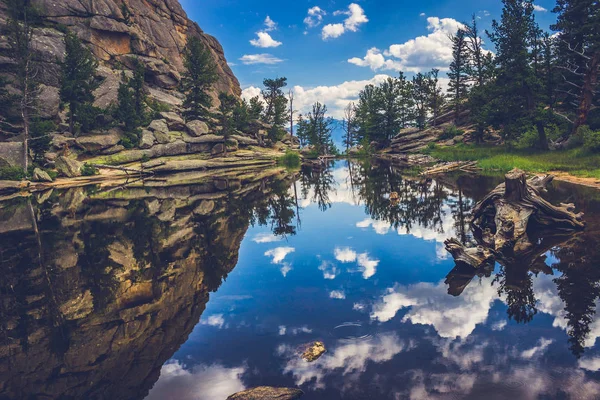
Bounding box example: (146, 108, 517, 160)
(280, 263, 292, 277)
(420, 12, 426, 17)
(333, 246, 379, 279)
(579, 356, 600, 371)
(239, 54, 283, 65)
(250, 31, 282, 48)
(252, 232, 283, 243)
(491, 319, 507, 331)
(146, 361, 246, 400)
(318, 260, 339, 280)
(532, 3, 548, 11)
(242, 74, 390, 119)
(356, 218, 391, 235)
(334, 247, 357, 262)
(322, 23, 345, 40)
(279, 325, 287, 335)
(279, 332, 410, 390)
(200, 314, 225, 328)
(371, 277, 498, 338)
(322, 3, 368, 40)
(265, 246, 295, 264)
(349, 17, 466, 72)
(521, 338, 554, 359)
(264, 15, 277, 31)
(330, 290, 346, 299)
(304, 6, 326, 28)
(279, 325, 313, 336)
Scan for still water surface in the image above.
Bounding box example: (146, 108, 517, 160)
(1, 161, 600, 399)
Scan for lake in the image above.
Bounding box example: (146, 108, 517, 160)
(1, 160, 600, 400)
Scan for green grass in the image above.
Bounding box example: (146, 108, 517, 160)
(425, 144, 600, 179)
(277, 150, 301, 169)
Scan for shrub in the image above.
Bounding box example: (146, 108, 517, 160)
(514, 126, 539, 149)
(120, 129, 141, 149)
(30, 119, 56, 162)
(439, 125, 464, 140)
(278, 150, 301, 168)
(0, 166, 25, 180)
(140, 154, 150, 163)
(581, 125, 600, 153)
(81, 163, 98, 176)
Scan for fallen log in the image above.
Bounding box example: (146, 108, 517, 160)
(90, 163, 153, 175)
(421, 161, 480, 176)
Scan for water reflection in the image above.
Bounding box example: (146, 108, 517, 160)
(1, 161, 600, 399)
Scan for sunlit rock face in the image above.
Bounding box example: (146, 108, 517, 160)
(0, 0, 240, 115)
(0, 169, 294, 399)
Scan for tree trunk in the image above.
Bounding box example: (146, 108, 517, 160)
(536, 121, 548, 150)
(570, 52, 599, 136)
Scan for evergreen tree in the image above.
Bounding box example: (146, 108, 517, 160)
(552, 0, 600, 139)
(397, 72, 415, 128)
(354, 84, 380, 142)
(465, 15, 490, 87)
(114, 59, 147, 135)
(248, 96, 264, 120)
(377, 77, 403, 144)
(232, 99, 250, 131)
(305, 102, 334, 155)
(412, 73, 430, 130)
(60, 32, 99, 135)
(217, 92, 237, 145)
(426, 69, 445, 127)
(448, 28, 470, 123)
(296, 113, 310, 147)
(487, 0, 546, 146)
(261, 77, 288, 142)
(181, 36, 218, 121)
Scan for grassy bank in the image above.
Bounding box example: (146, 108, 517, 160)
(424, 144, 600, 179)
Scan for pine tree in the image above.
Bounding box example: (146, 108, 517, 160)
(464, 15, 489, 87)
(487, 0, 543, 144)
(447, 28, 470, 124)
(248, 96, 264, 120)
(397, 72, 415, 129)
(552, 0, 600, 139)
(305, 102, 334, 155)
(412, 73, 430, 130)
(377, 77, 403, 144)
(261, 77, 288, 142)
(181, 36, 218, 121)
(427, 69, 445, 127)
(60, 32, 99, 135)
(114, 59, 147, 136)
(354, 84, 380, 142)
(217, 92, 237, 146)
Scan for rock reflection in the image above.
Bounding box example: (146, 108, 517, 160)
(0, 169, 297, 400)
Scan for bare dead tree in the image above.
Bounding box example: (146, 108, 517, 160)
(288, 89, 296, 136)
(342, 102, 355, 153)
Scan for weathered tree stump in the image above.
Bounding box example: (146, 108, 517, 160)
(444, 168, 585, 269)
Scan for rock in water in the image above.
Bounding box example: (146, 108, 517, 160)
(227, 387, 304, 400)
(33, 168, 53, 182)
(301, 341, 326, 362)
(55, 156, 83, 178)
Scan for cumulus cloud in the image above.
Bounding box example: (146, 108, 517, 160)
(318, 260, 339, 280)
(264, 15, 277, 31)
(252, 232, 283, 243)
(200, 314, 225, 328)
(250, 31, 282, 48)
(349, 17, 466, 72)
(265, 246, 295, 264)
(304, 6, 326, 28)
(356, 218, 391, 235)
(579, 356, 600, 371)
(146, 361, 246, 400)
(322, 3, 368, 40)
(279, 332, 410, 389)
(239, 54, 283, 65)
(371, 276, 498, 338)
(532, 3, 548, 11)
(521, 338, 554, 359)
(242, 74, 390, 118)
(330, 290, 346, 299)
(333, 246, 379, 279)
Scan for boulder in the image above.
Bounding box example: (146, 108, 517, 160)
(153, 130, 171, 144)
(227, 387, 303, 400)
(55, 156, 82, 178)
(37, 84, 60, 119)
(301, 341, 326, 362)
(231, 134, 259, 146)
(0, 142, 24, 167)
(160, 112, 186, 130)
(139, 130, 155, 149)
(101, 145, 125, 155)
(211, 143, 225, 155)
(186, 120, 210, 137)
(33, 168, 53, 182)
(193, 200, 215, 216)
(148, 119, 169, 134)
(76, 129, 121, 152)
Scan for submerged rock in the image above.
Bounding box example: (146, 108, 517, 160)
(301, 341, 326, 362)
(227, 387, 304, 400)
(55, 156, 83, 177)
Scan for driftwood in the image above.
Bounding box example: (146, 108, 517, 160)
(421, 161, 480, 176)
(90, 163, 153, 175)
(444, 168, 585, 270)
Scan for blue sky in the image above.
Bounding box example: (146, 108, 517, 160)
(181, 0, 558, 117)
